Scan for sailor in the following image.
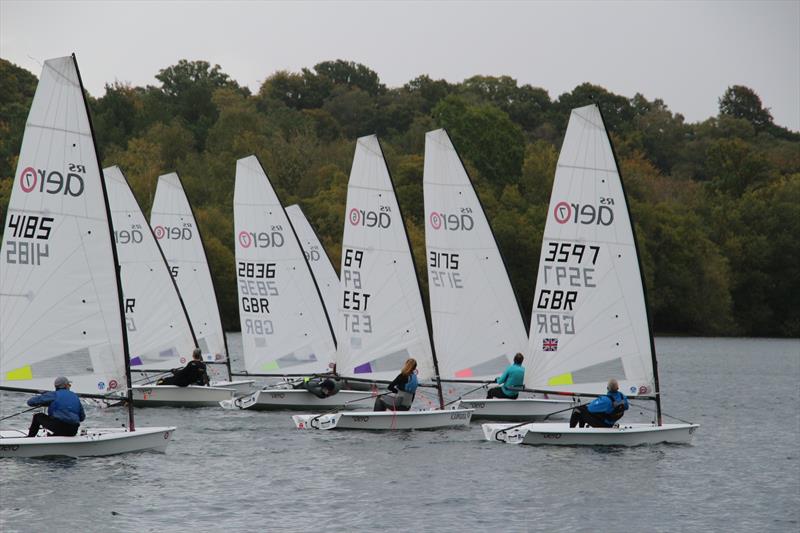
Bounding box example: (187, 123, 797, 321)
(157, 348, 210, 387)
(26, 376, 86, 438)
(486, 353, 525, 399)
(374, 358, 418, 411)
(304, 377, 341, 399)
(569, 378, 630, 428)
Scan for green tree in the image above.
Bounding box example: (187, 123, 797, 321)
(460, 75, 551, 131)
(403, 75, 452, 113)
(0, 59, 37, 179)
(155, 59, 247, 148)
(433, 95, 525, 186)
(314, 60, 384, 96)
(705, 138, 772, 196)
(718, 85, 773, 132)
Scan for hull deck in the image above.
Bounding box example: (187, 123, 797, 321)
(0, 426, 176, 457)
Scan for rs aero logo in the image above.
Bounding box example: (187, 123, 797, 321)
(238, 230, 285, 249)
(553, 199, 614, 226)
(429, 211, 474, 231)
(303, 247, 322, 262)
(349, 207, 391, 229)
(153, 225, 193, 241)
(19, 164, 86, 197)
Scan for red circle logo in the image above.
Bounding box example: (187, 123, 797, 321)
(349, 208, 361, 226)
(20, 167, 37, 193)
(554, 201, 572, 224)
(153, 226, 166, 239)
(180, 357, 186, 363)
(238, 231, 252, 248)
(638, 385, 649, 395)
(108, 379, 118, 390)
(429, 211, 442, 230)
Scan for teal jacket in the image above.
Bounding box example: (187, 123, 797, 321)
(496, 363, 525, 398)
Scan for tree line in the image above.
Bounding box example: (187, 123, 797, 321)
(1, 58, 797, 337)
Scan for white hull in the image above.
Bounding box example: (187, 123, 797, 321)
(457, 397, 575, 421)
(0, 426, 175, 458)
(221, 389, 376, 411)
(293, 408, 474, 430)
(132, 385, 234, 406)
(212, 379, 256, 395)
(483, 422, 699, 446)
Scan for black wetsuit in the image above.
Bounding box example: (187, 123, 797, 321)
(305, 378, 341, 398)
(374, 373, 416, 411)
(158, 360, 209, 387)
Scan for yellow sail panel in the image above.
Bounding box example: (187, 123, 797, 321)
(5, 365, 33, 381)
(547, 373, 573, 386)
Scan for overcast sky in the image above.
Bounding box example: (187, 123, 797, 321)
(2, 1, 798, 130)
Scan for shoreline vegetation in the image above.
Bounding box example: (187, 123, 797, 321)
(1, 58, 797, 337)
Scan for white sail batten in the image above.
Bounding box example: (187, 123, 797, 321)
(0, 57, 127, 395)
(423, 129, 528, 380)
(150, 173, 228, 364)
(525, 104, 655, 397)
(104, 166, 196, 371)
(337, 135, 435, 382)
(234, 156, 336, 375)
(286, 204, 340, 327)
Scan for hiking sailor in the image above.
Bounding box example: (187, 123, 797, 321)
(374, 358, 418, 411)
(26, 376, 86, 438)
(569, 378, 630, 428)
(486, 353, 525, 399)
(304, 377, 341, 399)
(157, 348, 210, 387)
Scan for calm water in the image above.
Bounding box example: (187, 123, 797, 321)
(1, 337, 798, 532)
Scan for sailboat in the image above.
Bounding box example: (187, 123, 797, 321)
(104, 166, 236, 407)
(227, 156, 373, 411)
(423, 129, 575, 420)
(483, 104, 698, 445)
(285, 204, 340, 325)
(149, 171, 254, 395)
(0, 55, 174, 457)
(293, 135, 474, 430)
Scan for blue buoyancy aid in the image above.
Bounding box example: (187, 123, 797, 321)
(27, 388, 86, 425)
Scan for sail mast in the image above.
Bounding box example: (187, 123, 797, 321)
(171, 172, 232, 379)
(117, 168, 200, 351)
(597, 105, 662, 425)
(442, 129, 530, 335)
(255, 155, 339, 354)
(376, 140, 444, 409)
(74, 54, 135, 431)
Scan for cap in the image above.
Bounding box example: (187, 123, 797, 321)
(54, 376, 71, 388)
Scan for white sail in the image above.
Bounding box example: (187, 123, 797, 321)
(150, 172, 228, 365)
(285, 204, 339, 325)
(423, 129, 528, 380)
(104, 166, 197, 371)
(525, 104, 655, 397)
(0, 57, 127, 396)
(337, 135, 435, 381)
(234, 156, 336, 375)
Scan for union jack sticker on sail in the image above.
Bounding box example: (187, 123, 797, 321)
(543, 338, 558, 351)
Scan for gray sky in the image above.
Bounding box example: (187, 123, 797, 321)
(2, 0, 798, 130)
